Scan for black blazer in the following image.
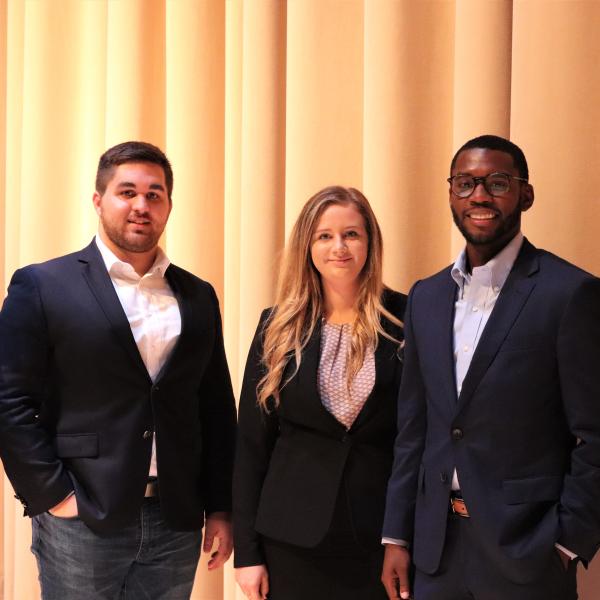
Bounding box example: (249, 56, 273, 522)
(0, 240, 237, 533)
(233, 290, 406, 567)
(383, 239, 600, 583)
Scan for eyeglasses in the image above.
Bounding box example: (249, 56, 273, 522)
(447, 172, 528, 198)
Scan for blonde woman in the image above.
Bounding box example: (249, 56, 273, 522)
(233, 186, 406, 600)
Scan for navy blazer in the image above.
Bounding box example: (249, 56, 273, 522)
(233, 290, 406, 567)
(383, 239, 600, 583)
(0, 240, 237, 533)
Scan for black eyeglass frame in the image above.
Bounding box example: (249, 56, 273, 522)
(447, 172, 529, 198)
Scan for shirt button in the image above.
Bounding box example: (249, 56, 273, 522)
(142, 430, 153, 440)
(493, 286, 500, 293)
(472, 306, 479, 312)
(451, 428, 464, 441)
(463, 346, 469, 352)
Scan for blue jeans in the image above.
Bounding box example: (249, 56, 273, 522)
(31, 497, 202, 600)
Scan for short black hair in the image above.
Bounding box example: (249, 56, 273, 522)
(450, 134, 529, 180)
(95, 141, 174, 198)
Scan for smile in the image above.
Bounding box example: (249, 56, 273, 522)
(467, 211, 497, 221)
(329, 257, 351, 262)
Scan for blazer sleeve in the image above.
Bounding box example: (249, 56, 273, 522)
(382, 281, 427, 543)
(198, 284, 238, 515)
(233, 309, 279, 567)
(0, 268, 74, 515)
(556, 276, 600, 561)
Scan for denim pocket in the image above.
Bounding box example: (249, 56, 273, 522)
(45, 511, 80, 521)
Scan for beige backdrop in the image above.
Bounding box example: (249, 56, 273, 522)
(1, 1, 600, 598)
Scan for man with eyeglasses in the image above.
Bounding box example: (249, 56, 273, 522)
(381, 135, 600, 599)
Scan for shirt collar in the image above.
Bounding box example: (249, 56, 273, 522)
(94, 234, 171, 279)
(451, 231, 524, 293)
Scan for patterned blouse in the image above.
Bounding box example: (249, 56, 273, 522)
(317, 321, 375, 430)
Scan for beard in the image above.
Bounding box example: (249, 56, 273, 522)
(100, 216, 163, 254)
(451, 204, 521, 246)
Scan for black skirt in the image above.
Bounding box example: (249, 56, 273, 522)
(261, 486, 388, 600)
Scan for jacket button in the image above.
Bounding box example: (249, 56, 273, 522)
(440, 472, 448, 483)
(451, 428, 463, 440)
(142, 430, 153, 440)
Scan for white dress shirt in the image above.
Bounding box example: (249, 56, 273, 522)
(95, 235, 181, 477)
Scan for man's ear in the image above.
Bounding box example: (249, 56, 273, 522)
(520, 183, 534, 212)
(92, 191, 102, 216)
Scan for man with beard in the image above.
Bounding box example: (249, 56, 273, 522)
(0, 141, 237, 599)
(381, 135, 600, 600)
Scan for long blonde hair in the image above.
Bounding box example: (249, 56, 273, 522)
(257, 186, 402, 410)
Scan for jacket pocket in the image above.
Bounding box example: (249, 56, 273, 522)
(502, 475, 562, 505)
(55, 433, 99, 458)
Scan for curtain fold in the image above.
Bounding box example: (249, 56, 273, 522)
(165, 0, 225, 293)
(363, 0, 455, 292)
(1, 1, 600, 598)
(236, 0, 286, 380)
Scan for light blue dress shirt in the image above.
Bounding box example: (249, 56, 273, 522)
(383, 231, 574, 559)
(450, 231, 524, 490)
(383, 232, 523, 548)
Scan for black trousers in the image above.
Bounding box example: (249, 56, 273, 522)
(415, 514, 578, 600)
(262, 486, 387, 600)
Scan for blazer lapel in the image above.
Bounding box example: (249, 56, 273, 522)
(350, 333, 397, 429)
(457, 240, 539, 412)
(437, 274, 460, 412)
(79, 240, 150, 380)
(288, 320, 347, 432)
(155, 265, 195, 382)
(418, 270, 460, 414)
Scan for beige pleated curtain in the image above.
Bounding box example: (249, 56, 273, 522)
(1, 1, 600, 598)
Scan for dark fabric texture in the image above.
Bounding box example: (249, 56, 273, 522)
(261, 470, 389, 599)
(414, 514, 577, 600)
(0, 240, 237, 533)
(383, 238, 600, 587)
(233, 289, 406, 568)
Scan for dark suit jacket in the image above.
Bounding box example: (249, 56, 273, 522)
(233, 290, 406, 567)
(0, 240, 237, 533)
(383, 239, 600, 583)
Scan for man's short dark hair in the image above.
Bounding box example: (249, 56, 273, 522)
(450, 134, 529, 180)
(96, 141, 174, 198)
